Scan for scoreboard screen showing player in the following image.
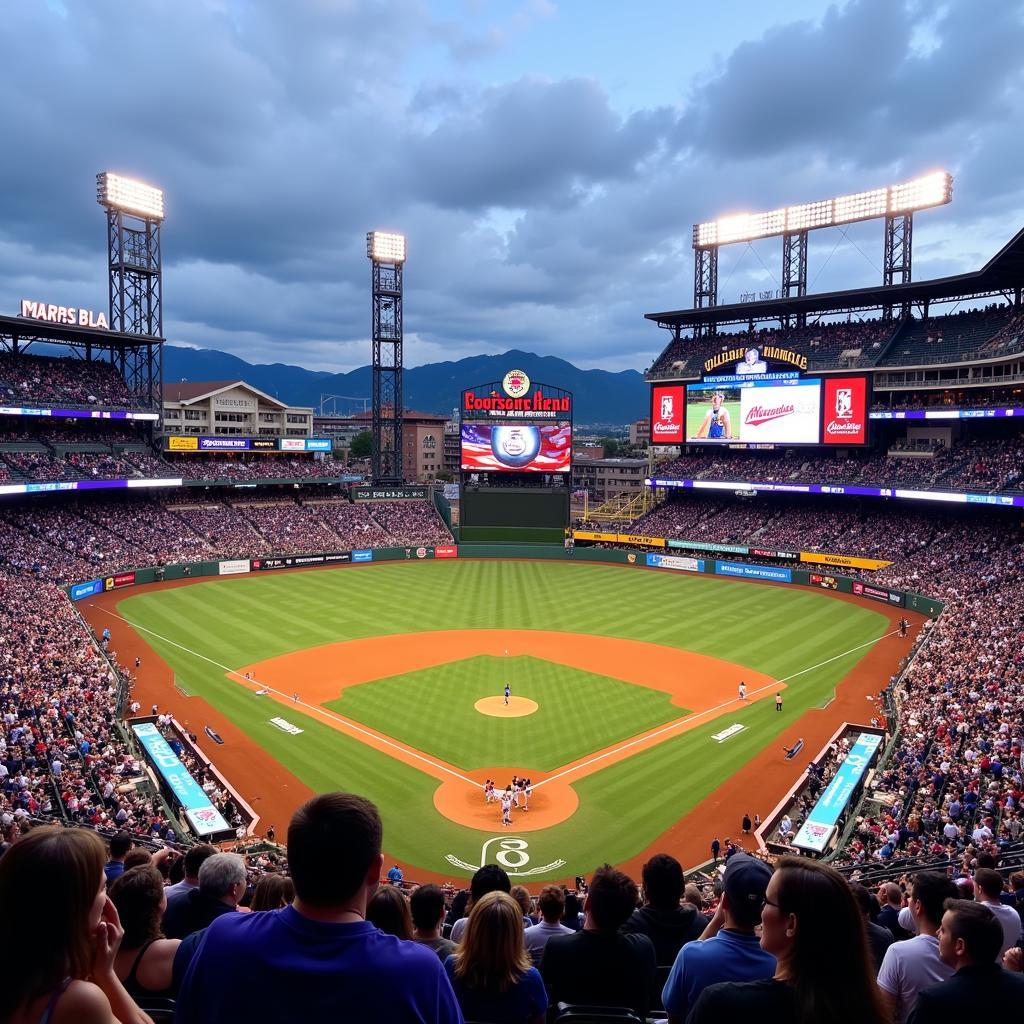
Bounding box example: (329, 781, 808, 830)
(461, 422, 572, 473)
(686, 377, 822, 445)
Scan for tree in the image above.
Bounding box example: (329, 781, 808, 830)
(349, 430, 373, 459)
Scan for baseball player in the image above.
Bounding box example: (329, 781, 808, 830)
(738, 681, 747, 702)
(504, 683, 511, 705)
(500, 787, 513, 827)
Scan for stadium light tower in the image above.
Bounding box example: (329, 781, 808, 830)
(691, 171, 953, 323)
(96, 172, 166, 412)
(367, 231, 406, 484)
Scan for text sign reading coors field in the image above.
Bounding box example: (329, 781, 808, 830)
(792, 731, 883, 853)
(462, 369, 572, 421)
(130, 722, 230, 837)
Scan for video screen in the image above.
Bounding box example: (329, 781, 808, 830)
(686, 378, 822, 445)
(461, 421, 571, 473)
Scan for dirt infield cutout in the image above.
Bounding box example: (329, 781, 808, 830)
(474, 695, 539, 717)
(234, 629, 780, 832)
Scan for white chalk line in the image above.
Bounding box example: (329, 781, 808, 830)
(529, 628, 898, 790)
(91, 605, 478, 787)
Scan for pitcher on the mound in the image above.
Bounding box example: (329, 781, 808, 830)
(500, 787, 513, 826)
(504, 683, 511, 705)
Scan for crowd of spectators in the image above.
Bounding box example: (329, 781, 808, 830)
(161, 455, 349, 481)
(0, 351, 135, 408)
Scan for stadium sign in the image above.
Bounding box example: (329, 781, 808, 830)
(351, 485, 428, 500)
(703, 345, 807, 375)
(462, 375, 573, 421)
(20, 299, 109, 330)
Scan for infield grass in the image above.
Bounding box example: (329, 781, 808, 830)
(113, 560, 890, 878)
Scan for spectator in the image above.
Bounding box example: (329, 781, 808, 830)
(523, 885, 574, 960)
(0, 825, 150, 1024)
(878, 871, 959, 1024)
(878, 881, 911, 939)
(450, 863, 512, 943)
(444, 891, 547, 1024)
(248, 873, 294, 912)
(366, 884, 414, 940)
(510, 884, 535, 925)
(621, 852, 708, 965)
(908, 899, 1024, 1023)
(161, 853, 246, 939)
(850, 882, 895, 971)
(662, 853, 775, 1022)
(163, 844, 217, 899)
(540, 864, 656, 1018)
(687, 857, 888, 1024)
(410, 883, 457, 961)
(175, 792, 461, 1023)
(972, 868, 1022, 959)
(108, 864, 181, 1000)
(104, 831, 132, 884)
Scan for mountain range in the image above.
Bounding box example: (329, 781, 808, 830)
(163, 346, 650, 426)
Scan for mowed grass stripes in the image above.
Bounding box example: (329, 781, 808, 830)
(326, 655, 685, 772)
(114, 561, 890, 878)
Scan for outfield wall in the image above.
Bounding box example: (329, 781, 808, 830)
(64, 541, 944, 618)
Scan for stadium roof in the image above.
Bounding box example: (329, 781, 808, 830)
(0, 313, 163, 347)
(646, 224, 1024, 329)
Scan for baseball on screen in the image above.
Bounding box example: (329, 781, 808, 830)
(460, 422, 571, 472)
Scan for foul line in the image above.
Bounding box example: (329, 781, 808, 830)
(90, 605, 478, 787)
(530, 628, 898, 791)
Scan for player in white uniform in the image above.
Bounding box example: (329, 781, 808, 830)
(500, 788, 513, 826)
(738, 681, 747, 701)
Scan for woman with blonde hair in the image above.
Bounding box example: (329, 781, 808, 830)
(444, 890, 547, 1024)
(0, 826, 152, 1024)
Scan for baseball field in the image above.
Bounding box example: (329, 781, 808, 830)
(87, 559, 905, 882)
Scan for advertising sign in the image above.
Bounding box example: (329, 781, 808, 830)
(20, 298, 109, 330)
(670, 540, 749, 555)
(800, 551, 892, 570)
(279, 438, 306, 452)
(809, 573, 839, 590)
(252, 552, 351, 570)
(167, 436, 199, 451)
(104, 571, 136, 590)
(852, 582, 903, 605)
(461, 422, 572, 473)
(218, 559, 251, 576)
(250, 438, 278, 450)
(70, 579, 103, 601)
(352, 549, 374, 562)
(645, 553, 704, 572)
(792, 732, 882, 853)
(434, 546, 458, 559)
(462, 375, 572, 421)
(351, 486, 428, 500)
(715, 561, 793, 582)
(199, 436, 250, 451)
(302, 438, 332, 451)
(686, 378, 821, 445)
(650, 384, 685, 444)
(131, 723, 230, 837)
(822, 376, 868, 445)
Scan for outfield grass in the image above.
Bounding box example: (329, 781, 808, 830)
(326, 655, 685, 772)
(115, 560, 889, 878)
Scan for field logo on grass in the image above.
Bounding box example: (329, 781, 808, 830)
(269, 717, 303, 735)
(445, 837, 566, 877)
(711, 723, 746, 743)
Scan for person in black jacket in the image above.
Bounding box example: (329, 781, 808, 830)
(161, 853, 245, 939)
(540, 864, 656, 1017)
(620, 854, 707, 965)
(908, 899, 1024, 1024)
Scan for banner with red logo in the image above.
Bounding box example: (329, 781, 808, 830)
(435, 546, 458, 559)
(822, 377, 868, 445)
(650, 385, 685, 444)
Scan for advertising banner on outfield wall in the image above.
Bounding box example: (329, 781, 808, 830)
(715, 561, 793, 583)
(852, 581, 903, 606)
(352, 550, 374, 562)
(131, 723, 231, 838)
(70, 579, 103, 600)
(670, 539, 749, 555)
(800, 551, 892, 570)
(809, 573, 839, 590)
(645, 553, 704, 572)
(793, 732, 882, 853)
(104, 571, 136, 591)
(218, 559, 251, 576)
(434, 546, 458, 559)
(572, 530, 620, 543)
(252, 552, 351, 570)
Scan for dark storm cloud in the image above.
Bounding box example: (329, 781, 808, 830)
(0, 0, 1021, 375)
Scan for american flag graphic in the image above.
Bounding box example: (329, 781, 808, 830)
(461, 422, 571, 472)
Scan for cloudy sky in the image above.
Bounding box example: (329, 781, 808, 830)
(2, 0, 1023, 373)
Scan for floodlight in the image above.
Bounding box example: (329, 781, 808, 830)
(693, 171, 952, 248)
(366, 231, 406, 263)
(96, 172, 165, 220)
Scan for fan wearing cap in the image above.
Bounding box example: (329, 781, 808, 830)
(661, 853, 775, 1022)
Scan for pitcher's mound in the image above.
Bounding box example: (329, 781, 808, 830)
(475, 696, 538, 718)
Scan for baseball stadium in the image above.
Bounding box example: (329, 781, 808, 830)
(3, 172, 1024, 1019)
